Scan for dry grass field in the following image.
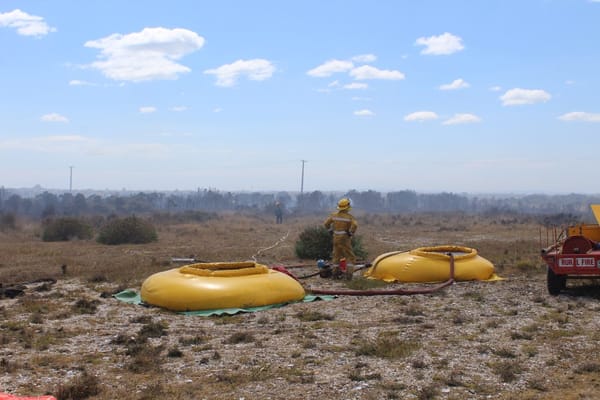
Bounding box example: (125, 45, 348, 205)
(1, 212, 600, 399)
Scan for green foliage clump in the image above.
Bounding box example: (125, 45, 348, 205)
(97, 216, 157, 245)
(41, 217, 93, 242)
(295, 226, 331, 260)
(294, 225, 368, 260)
(351, 235, 368, 260)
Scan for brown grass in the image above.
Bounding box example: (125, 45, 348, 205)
(0, 212, 543, 284)
(2, 212, 599, 399)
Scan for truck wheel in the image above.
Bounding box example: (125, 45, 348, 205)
(547, 267, 566, 295)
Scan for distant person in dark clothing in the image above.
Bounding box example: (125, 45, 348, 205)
(275, 202, 283, 224)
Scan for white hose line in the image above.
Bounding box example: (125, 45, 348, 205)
(251, 230, 291, 262)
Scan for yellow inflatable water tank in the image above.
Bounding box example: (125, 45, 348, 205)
(364, 245, 497, 283)
(141, 261, 306, 311)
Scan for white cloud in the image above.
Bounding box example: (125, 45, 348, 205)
(213, 107, 223, 113)
(204, 59, 275, 87)
(139, 106, 157, 113)
(0, 9, 55, 37)
(344, 82, 368, 90)
(558, 112, 600, 122)
(352, 54, 377, 63)
(500, 88, 551, 106)
(443, 113, 481, 125)
(328, 80, 341, 88)
(354, 109, 375, 117)
(349, 65, 405, 80)
(415, 32, 464, 55)
(489, 86, 502, 92)
(69, 80, 95, 86)
(170, 106, 188, 112)
(404, 111, 439, 122)
(439, 78, 470, 90)
(0, 134, 180, 159)
(565, 80, 575, 85)
(307, 59, 354, 77)
(351, 96, 372, 101)
(85, 27, 205, 82)
(41, 113, 69, 123)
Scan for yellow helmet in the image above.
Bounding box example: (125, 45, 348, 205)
(337, 198, 351, 210)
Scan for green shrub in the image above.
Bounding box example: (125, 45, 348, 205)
(295, 226, 331, 260)
(97, 216, 157, 245)
(294, 225, 368, 260)
(351, 235, 368, 260)
(42, 217, 93, 242)
(0, 213, 16, 231)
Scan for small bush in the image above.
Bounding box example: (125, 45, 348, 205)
(491, 360, 522, 382)
(42, 217, 93, 242)
(295, 226, 331, 260)
(224, 331, 255, 344)
(356, 332, 420, 359)
(72, 298, 99, 314)
(55, 370, 100, 400)
(138, 320, 168, 340)
(294, 226, 368, 260)
(0, 213, 16, 231)
(167, 346, 183, 358)
(96, 216, 157, 245)
(127, 344, 163, 373)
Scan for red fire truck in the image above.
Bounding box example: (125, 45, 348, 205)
(541, 205, 600, 295)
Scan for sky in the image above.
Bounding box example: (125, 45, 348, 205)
(1, 0, 599, 194)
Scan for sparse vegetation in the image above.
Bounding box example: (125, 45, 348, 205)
(96, 215, 158, 245)
(1, 212, 599, 399)
(490, 360, 523, 383)
(42, 217, 93, 242)
(72, 298, 99, 314)
(224, 331, 255, 344)
(295, 310, 335, 321)
(356, 332, 420, 359)
(55, 370, 100, 400)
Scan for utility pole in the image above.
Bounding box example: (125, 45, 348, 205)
(69, 166, 74, 193)
(300, 160, 306, 196)
(299, 160, 306, 209)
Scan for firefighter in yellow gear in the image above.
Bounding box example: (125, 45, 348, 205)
(323, 198, 358, 279)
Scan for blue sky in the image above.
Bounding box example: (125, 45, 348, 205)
(1, 0, 599, 194)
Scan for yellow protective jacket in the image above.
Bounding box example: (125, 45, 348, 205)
(323, 210, 358, 236)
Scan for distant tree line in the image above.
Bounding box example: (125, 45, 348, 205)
(1, 187, 599, 221)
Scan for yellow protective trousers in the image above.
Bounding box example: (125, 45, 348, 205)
(332, 233, 356, 266)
